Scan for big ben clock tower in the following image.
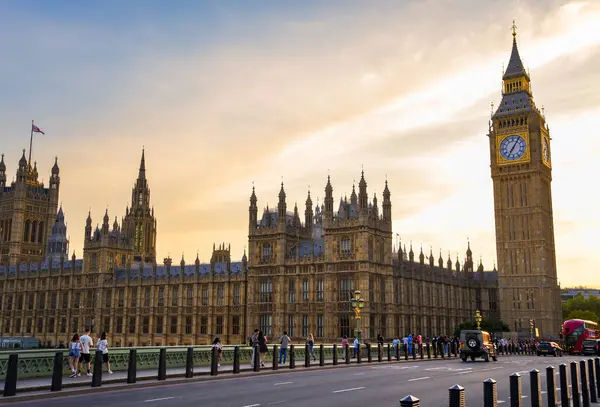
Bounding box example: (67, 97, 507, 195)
(489, 23, 562, 337)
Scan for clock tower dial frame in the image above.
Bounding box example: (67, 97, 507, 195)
(488, 25, 561, 337)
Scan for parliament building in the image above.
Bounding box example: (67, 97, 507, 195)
(0, 27, 560, 347)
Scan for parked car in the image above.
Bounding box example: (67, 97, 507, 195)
(459, 330, 497, 362)
(582, 339, 600, 356)
(536, 341, 563, 357)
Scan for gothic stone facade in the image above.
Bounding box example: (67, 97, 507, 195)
(489, 31, 562, 336)
(246, 174, 499, 342)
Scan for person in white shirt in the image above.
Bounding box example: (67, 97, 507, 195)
(79, 327, 94, 376)
(97, 331, 113, 374)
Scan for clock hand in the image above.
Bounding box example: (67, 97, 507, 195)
(509, 140, 518, 155)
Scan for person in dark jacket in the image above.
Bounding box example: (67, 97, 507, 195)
(258, 331, 268, 367)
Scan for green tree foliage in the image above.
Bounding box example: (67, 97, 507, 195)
(454, 317, 510, 337)
(562, 293, 600, 323)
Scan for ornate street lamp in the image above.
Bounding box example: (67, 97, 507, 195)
(529, 319, 534, 339)
(351, 290, 365, 344)
(474, 309, 482, 330)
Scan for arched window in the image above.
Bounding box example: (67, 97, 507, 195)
(24, 220, 30, 242)
(379, 239, 385, 263)
(262, 243, 272, 260)
(38, 222, 44, 243)
(31, 221, 37, 243)
(368, 237, 373, 261)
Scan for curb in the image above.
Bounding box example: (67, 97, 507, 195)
(0, 356, 448, 403)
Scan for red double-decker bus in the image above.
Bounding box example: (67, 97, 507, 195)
(564, 319, 599, 354)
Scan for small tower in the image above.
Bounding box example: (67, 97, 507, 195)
(102, 209, 110, 235)
(358, 170, 368, 218)
(455, 255, 460, 273)
(438, 250, 444, 268)
(419, 245, 425, 265)
(324, 175, 334, 225)
(249, 185, 258, 236)
(85, 211, 92, 241)
(382, 180, 391, 223)
(0, 154, 6, 190)
(46, 206, 69, 262)
(447, 252, 452, 271)
(305, 189, 313, 235)
(408, 242, 414, 262)
(277, 182, 287, 232)
(429, 247, 434, 267)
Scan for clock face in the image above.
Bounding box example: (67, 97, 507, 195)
(499, 135, 527, 161)
(542, 137, 550, 162)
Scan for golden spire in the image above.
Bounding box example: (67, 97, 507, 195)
(511, 19, 518, 38)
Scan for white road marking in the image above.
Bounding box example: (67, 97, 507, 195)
(333, 387, 365, 393)
(521, 395, 528, 398)
(498, 401, 506, 404)
(354, 373, 366, 376)
(242, 405, 261, 407)
(144, 398, 175, 403)
(408, 376, 430, 382)
(274, 382, 293, 386)
(541, 391, 547, 394)
(268, 401, 287, 405)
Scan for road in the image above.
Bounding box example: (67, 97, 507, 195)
(4, 355, 596, 406)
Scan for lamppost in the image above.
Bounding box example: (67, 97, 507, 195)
(475, 309, 482, 330)
(350, 290, 365, 344)
(529, 319, 534, 340)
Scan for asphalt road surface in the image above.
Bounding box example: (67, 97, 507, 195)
(5, 355, 595, 407)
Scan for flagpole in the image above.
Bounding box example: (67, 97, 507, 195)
(28, 120, 34, 170)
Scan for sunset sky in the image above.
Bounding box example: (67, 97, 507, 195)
(1, 0, 599, 286)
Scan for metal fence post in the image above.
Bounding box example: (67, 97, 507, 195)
(546, 366, 557, 407)
(91, 350, 103, 387)
(529, 369, 542, 407)
(272, 345, 279, 370)
(588, 359, 597, 403)
(3, 353, 18, 397)
(367, 343, 372, 363)
(289, 344, 296, 369)
(158, 348, 167, 381)
(560, 363, 570, 407)
(50, 351, 63, 392)
(572, 361, 581, 407)
(420, 343, 424, 359)
(412, 343, 416, 360)
(387, 343, 392, 362)
(509, 373, 522, 407)
(580, 360, 590, 407)
(127, 348, 137, 383)
(357, 344, 362, 364)
(210, 346, 218, 376)
(378, 343, 383, 362)
(399, 395, 420, 406)
(483, 378, 497, 407)
(253, 344, 260, 372)
(319, 344, 324, 366)
(345, 344, 350, 364)
(233, 346, 240, 374)
(448, 384, 466, 407)
(427, 343, 431, 359)
(595, 358, 600, 398)
(305, 343, 311, 368)
(185, 347, 193, 378)
(333, 344, 338, 365)
(404, 343, 408, 360)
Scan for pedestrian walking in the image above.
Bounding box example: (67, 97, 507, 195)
(258, 330, 268, 367)
(96, 331, 113, 374)
(250, 329, 259, 367)
(307, 333, 316, 361)
(212, 337, 223, 367)
(79, 327, 93, 376)
(278, 331, 291, 364)
(68, 334, 82, 378)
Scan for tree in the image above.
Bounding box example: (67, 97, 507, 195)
(565, 309, 599, 323)
(453, 317, 510, 337)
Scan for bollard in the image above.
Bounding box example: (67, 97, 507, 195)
(233, 346, 240, 374)
(127, 348, 137, 383)
(595, 358, 600, 397)
(399, 395, 420, 406)
(427, 343, 431, 359)
(580, 360, 590, 407)
(305, 343, 311, 368)
(3, 353, 18, 397)
(271, 345, 278, 370)
(509, 373, 523, 407)
(529, 369, 542, 407)
(434, 342, 438, 358)
(367, 343, 372, 363)
(560, 363, 571, 407)
(412, 343, 416, 360)
(210, 346, 218, 376)
(546, 366, 557, 407)
(378, 343, 383, 362)
(91, 350, 103, 387)
(387, 343, 392, 361)
(357, 344, 362, 364)
(319, 344, 324, 366)
(253, 344, 260, 372)
(50, 351, 63, 392)
(420, 343, 424, 359)
(185, 347, 193, 378)
(588, 359, 597, 403)
(289, 345, 296, 369)
(572, 361, 581, 407)
(440, 342, 445, 359)
(158, 348, 167, 381)
(333, 344, 338, 365)
(404, 344, 408, 360)
(345, 344, 350, 364)
(483, 378, 497, 407)
(448, 384, 465, 407)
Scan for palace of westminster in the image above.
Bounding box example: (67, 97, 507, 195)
(0, 29, 562, 347)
